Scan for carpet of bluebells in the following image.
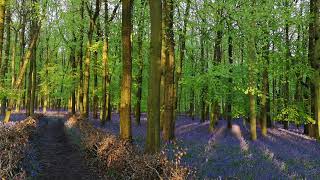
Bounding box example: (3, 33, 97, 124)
(89, 113, 320, 179)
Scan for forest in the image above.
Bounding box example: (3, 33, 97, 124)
(0, 0, 320, 179)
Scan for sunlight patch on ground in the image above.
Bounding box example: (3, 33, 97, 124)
(231, 124, 249, 152)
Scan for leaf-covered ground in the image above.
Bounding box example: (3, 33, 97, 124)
(90, 113, 320, 179)
(31, 117, 101, 180)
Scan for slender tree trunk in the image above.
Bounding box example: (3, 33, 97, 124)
(261, 40, 270, 136)
(71, 42, 76, 115)
(93, 21, 101, 119)
(120, 0, 133, 141)
(0, 0, 5, 70)
(313, 0, 320, 138)
(16, 0, 26, 113)
(226, 34, 233, 130)
(189, 48, 195, 120)
(30, 43, 37, 115)
(175, 0, 190, 116)
(163, 0, 175, 141)
(135, 0, 146, 125)
(200, 28, 206, 123)
(210, 24, 223, 130)
(43, 37, 49, 113)
(3, 25, 40, 123)
(83, 0, 100, 118)
(283, 7, 291, 129)
(101, 0, 112, 124)
(83, 25, 93, 118)
(248, 0, 257, 140)
(160, 10, 166, 130)
(146, 0, 162, 153)
(27, 50, 33, 116)
(11, 30, 18, 89)
(308, 0, 317, 137)
(78, 0, 85, 115)
(1, 7, 10, 115)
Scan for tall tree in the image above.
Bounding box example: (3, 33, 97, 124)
(78, 0, 85, 114)
(83, 0, 100, 117)
(0, 0, 5, 70)
(1, 5, 10, 115)
(146, 0, 162, 153)
(226, 32, 233, 130)
(210, 7, 223, 131)
(120, 0, 133, 141)
(163, 0, 175, 141)
(312, 0, 320, 138)
(175, 0, 190, 115)
(248, 0, 257, 141)
(101, 0, 119, 124)
(135, 0, 146, 125)
(260, 38, 270, 136)
(3, 23, 40, 123)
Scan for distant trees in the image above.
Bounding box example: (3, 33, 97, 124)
(0, 0, 319, 144)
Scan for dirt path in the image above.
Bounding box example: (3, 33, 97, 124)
(35, 117, 100, 180)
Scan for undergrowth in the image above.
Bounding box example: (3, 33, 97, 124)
(0, 115, 41, 179)
(65, 115, 194, 180)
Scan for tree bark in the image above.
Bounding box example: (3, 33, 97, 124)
(226, 34, 233, 130)
(175, 0, 190, 116)
(146, 0, 162, 153)
(3, 24, 40, 123)
(78, 0, 85, 115)
(261, 40, 270, 136)
(0, 0, 5, 70)
(120, 0, 133, 141)
(1, 6, 10, 115)
(135, 0, 146, 125)
(248, 0, 257, 140)
(313, 0, 320, 138)
(163, 0, 175, 141)
(101, 0, 110, 124)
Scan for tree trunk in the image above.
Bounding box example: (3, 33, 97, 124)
(313, 0, 320, 138)
(210, 23, 223, 130)
(200, 27, 206, 123)
(78, 0, 85, 115)
(0, 0, 5, 70)
(16, 0, 27, 113)
(283, 5, 291, 129)
(1, 7, 10, 115)
(146, 0, 162, 153)
(175, 0, 190, 116)
(101, 0, 110, 124)
(83, 0, 100, 118)
(30, 42, 37, 115)
(93, 21, 101, 119)
(163, 0, 175, 141)
(120, 0, 133, 141)
(135, 0, 146, 125)
(226, 34, 233, 130)
(3, 24, 40, 123)
(261, 41, 270, 136)
(248, 1, 257, 140)
(71, 42, 76, 115)
(160, 9, 166, 130)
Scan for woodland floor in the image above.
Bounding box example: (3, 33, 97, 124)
(90, 113, 320, 179)
(2, 112, 320, 179)
(31, 116, 100, 180)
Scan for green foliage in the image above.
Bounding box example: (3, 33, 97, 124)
(275, 105, 315, 125)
